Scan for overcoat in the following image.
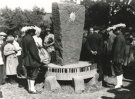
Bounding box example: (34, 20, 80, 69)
(86, 32, 104, 55)
(22, 34, 41, 68)
(112, 33, 126, 63)
(4, 43, 18, 75)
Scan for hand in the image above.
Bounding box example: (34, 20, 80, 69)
(94, 51, 97, 55)
(91, 51, 97, 55)
(12, 50, 15, 53)
(110, 60, 112, 63)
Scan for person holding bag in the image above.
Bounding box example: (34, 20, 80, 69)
(33, 26, 50, 65)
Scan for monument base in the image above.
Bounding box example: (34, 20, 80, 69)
(45, 61, 97, 80)
(44, 61, 101, 92)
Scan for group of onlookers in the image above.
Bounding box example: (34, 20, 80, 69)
(0, 23, 135, 97)
(0, 26, 55, 95)
(81, 23, 135, 89)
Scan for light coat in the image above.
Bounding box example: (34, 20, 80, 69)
(4, 43, 18, 75)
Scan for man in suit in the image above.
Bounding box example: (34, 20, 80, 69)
(86, 27, 104, 85)
(111, 27, 126, 88)
(22, 27, 45, 94)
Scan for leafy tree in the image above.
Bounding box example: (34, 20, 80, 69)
(0, 6, 51, 36)
(82, 0, 135, 30)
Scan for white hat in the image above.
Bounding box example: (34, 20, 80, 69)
(21, 26, 35, 33)
(107, 23, 126, 31)
(0, 32, 7, 36)
(6, 35, 14, 42)
(34, 26, 41, 34)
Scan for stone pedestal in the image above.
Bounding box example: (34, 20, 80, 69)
(44, 62, 99, 92)
(72, 76, 84, 93)
(44, 76, 61, 91)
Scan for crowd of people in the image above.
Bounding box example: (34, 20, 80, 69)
(0, 23, 135, 97)
(0, 26, 55, 96)
(81, 23, 135, 89)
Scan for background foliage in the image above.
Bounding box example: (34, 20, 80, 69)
(0, 6, 51, 37)
(81, 0, 135, 30)
(1, 1, 135, 35)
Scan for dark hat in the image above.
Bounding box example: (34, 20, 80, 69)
(13, 31, 20, 37)
(26, 29, 36, 34)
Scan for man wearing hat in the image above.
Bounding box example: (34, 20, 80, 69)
(111, 27, 126, 88)
(85, 27, 106, 86)
(22, 26, 45, 94)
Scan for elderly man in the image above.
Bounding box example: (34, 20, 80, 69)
(85, 27, 105, 86)
(111, 27, 126, 88)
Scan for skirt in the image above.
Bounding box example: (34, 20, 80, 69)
(50, 51, 56, 63)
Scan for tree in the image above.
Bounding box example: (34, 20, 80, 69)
(0, 6, 50, 36)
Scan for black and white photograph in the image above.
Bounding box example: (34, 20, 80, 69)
(0, 0, 135, 99)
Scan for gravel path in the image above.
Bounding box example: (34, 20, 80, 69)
(1, 70, 135, 99)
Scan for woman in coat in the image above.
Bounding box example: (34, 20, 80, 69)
(4, 35, 21, 84)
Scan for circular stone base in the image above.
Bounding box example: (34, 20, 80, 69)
(45, 61, 97, 80)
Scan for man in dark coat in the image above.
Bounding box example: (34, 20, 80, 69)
(111, 27, 126, 88)
(85, 27, 104, 85)
(22, 27, 44, 94)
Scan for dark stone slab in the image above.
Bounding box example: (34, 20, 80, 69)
(52, 2, 85, 65)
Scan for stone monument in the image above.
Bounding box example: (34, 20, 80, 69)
(52, 2, 85, 65)
(44, 2, 98, 93)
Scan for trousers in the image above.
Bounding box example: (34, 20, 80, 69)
(113, 62, 123, 76)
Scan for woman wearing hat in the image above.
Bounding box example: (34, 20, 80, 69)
(44, 28, 56, 63)
(33, 26, 50, 65)
(4, 35, 21, 84)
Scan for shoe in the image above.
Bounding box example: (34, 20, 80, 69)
(102, 81, 114, 88)
(113, 85, 123, 89)
(29, 90, 38, 94)
(29, 90, 42, 94)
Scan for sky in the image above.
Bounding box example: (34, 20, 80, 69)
(0, 0, 61, 13)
